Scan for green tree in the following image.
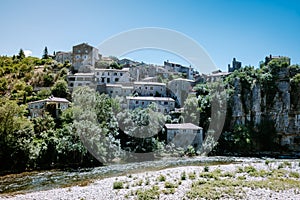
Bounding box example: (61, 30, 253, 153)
(51, 79, 69, 98)
(17, 49, 25, 60)
(72, 86, 122, 163)
(42, 46, 49, 59)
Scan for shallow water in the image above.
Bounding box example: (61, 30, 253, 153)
(0, 156, 261, 194)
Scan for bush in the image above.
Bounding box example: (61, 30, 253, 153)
(157, 174, 166, 182)
(113, 181, 124, 189)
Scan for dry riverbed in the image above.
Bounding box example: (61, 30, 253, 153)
(1, 159, 300, 199)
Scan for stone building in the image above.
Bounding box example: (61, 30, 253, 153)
(28, 96, 70, 118)
(126, 96, 175, 113)
(228, 58, 242, 72)
(72, 43, 100, 72)
(168, 78, 195, 107)
(95, 68, 130, 84)
(104, 84, 134, 98)
(55, 51, 72, 64)
(164, 61, 194, 80)
(133, 82, 166, 97)
(67, 73, 95, 89)
(164, 123, 203, 150)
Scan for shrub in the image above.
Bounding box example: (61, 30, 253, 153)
(181, 171, 186, 180)
(157, 174, 166, 182)
(113, 181, 124, 189)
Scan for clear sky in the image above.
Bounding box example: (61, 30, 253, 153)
(1, 0, 300, 71)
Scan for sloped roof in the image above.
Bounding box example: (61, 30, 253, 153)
(165, 123, 202, 130)
(28, 96, 70, 104)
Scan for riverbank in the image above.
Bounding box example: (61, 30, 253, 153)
(1, 159, 300, 199)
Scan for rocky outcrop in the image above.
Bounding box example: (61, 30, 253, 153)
(230, 67, 300, 151)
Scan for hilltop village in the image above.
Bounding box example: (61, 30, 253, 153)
(28, 43, 246, 151)
(1, 42, 300, 172)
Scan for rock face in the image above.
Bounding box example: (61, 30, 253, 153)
(230, 67, 300, 151)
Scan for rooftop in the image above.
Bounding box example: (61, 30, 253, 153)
(126, 96, 175, 102)
(165, 123, 202, 130)
(95, 68, 130, 72)
(72, 73, 95, 76)
(28, 96, 70, 104)
(134, 81, 166, 86)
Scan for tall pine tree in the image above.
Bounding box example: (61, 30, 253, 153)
(17, 49, 25, 60)
(42, 46, 49, 59)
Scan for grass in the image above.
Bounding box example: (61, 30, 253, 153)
(117, 161, 300, 199)
(164, 181, 178, 188)
(289, 171, 300, 178)
(136, 186, 160, 200)
(188, 171, 196, 180)
(157, 174, 166, 182)
(113, 181, 124, 189)
(187, 176, 300, 199)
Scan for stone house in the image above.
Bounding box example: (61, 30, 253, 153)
(55, 51, 72, 64)
(168, 78, 195, 107)
(28, 96, 70, 118)
(105, 84, 134, 98)
(95, 68, 130, 84)
(133, 82, 167, 97)
(164, 61, 194, 80)
(164, 123, 203, 150)
(67, 73, 95, 89)
(126, 96, 175, 113)
(72, 43, 100, 72)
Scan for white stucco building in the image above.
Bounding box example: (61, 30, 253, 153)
(164, 123, 203, 150)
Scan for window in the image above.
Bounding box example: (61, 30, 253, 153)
(83, 55, 87, 59)
(145, 87, 147, 89)
(115, 78, 119, 82)
(150, 86, 153, 90)
(120, 73, 123, 76)
(142, 102, 144, 105)
(107, 78, 110, 83)
(164, 101, 168, 105)
(76, 55, 80, 59)
(78, 83, 82, 86)
(85, 50, 88, 53)
(107, 72, 110, 76)
(78, 50, 81, 53)
(110, 91, 113, 93)
(114, 72, 117, 76)
(136, 101, 138, 104)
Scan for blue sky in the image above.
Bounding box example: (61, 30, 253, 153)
(0, 0, 300, 71)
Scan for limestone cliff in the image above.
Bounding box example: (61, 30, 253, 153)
(229, 65, 300, 151)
